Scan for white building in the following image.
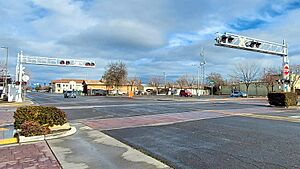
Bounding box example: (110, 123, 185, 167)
(51, 79, 84, 94)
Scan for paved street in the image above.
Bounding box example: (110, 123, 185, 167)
(26, 92, 269, 121)
(25, 92, 300, 169)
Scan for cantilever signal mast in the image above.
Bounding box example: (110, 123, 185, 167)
(14, 51, 96, 102)
(215, 32, 289, 92)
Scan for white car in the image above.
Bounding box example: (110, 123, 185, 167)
(111, 90, 125, 95)
(230, 91, 248, 97)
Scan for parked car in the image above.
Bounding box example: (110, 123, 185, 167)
(110, 90, 126, 95)
(94, 89, 107, 96)
(64, 91, 76, 98)
(179, 90, 192, 97)
(230, 91, 247, 97)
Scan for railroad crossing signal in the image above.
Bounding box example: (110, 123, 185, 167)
(14, 51, 96, 102)
(215, 32, 290, 92)
(21, 55, 96, 68)
(215, 32, 287, 56)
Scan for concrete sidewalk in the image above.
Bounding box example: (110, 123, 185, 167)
(0, 100, 34, 108)
(47, 123, 171, 169)
(1, 122, 170, 169)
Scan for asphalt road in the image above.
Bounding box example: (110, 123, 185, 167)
(27, 92, 300, 169)
(105, 117, 300, 169)
(27, 92, 269, 121)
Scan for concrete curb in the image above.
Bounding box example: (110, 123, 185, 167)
(0, 137, 18, 145)
(0, 123, 14, 128)
(0, 100, 34, 107)
(45, 126, 77, 140)
(19, 126, 77, 143)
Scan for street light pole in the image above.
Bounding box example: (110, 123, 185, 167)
(192, 64, 200, 96)
(197, 67, 200, 96)
(1, 47, 8, 97)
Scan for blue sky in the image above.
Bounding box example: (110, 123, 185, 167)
(1, 0, 300, 84)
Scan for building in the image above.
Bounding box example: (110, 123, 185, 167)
(0, 75, 12, 96)
(51, 79, 84, 94)
(82, 80, 107, 95)
(221, 74, 300, 96)
(144, 85, 210, 96)
(82, 80, 139, 95)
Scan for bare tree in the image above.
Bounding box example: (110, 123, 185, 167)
(232, 62, 260, 94)
(102, 61, 128, 89)
(206, 72, 225, 94)
(148, 76, 162, 94)
(261, 67, 280, 92)
(226, 77, 240, 92)
(166, 81, 174, 88)
(290, 64, 300, 92)
(187, 75, 196, 87)
(128, 76, 142, 91)
(176, 74, 189, 89)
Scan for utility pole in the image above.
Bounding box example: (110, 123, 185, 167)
(163, 72, 167, 95)
(200, 48, 206, 85)
(163, 72, 166, 87)
(192, 64, 200, 96)
(193, 48, 205, 96)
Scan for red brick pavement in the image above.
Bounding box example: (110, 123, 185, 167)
(0, 141, 61, 169)
(83, 106, 278, 131)
(83, 111, 229, 130)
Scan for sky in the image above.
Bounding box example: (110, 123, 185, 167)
(1, 0, 300, 84)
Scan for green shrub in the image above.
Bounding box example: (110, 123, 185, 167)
(14, 106, 67, 129)
(20, 121, 51, 137)
(268, 92, 298, 107)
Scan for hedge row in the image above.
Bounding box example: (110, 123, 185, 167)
(268, 92, 298, 107)
(14, 106, 67, 129)
(20, 121, 51, 137)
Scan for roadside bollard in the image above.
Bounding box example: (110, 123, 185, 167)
(129, 91, 134, 98)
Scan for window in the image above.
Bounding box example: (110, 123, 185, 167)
(57, 84, 61, 88)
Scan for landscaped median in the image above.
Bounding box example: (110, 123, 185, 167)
(0, 106, 76, 145)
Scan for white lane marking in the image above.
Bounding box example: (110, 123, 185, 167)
(289, 116, 300, 119)
(58, 102, 209, 110)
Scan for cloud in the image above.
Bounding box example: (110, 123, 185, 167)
(59, 19, 166, 51)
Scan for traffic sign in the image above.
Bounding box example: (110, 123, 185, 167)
(22, 75, 30, 82)
(283, 65, 289, 75)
